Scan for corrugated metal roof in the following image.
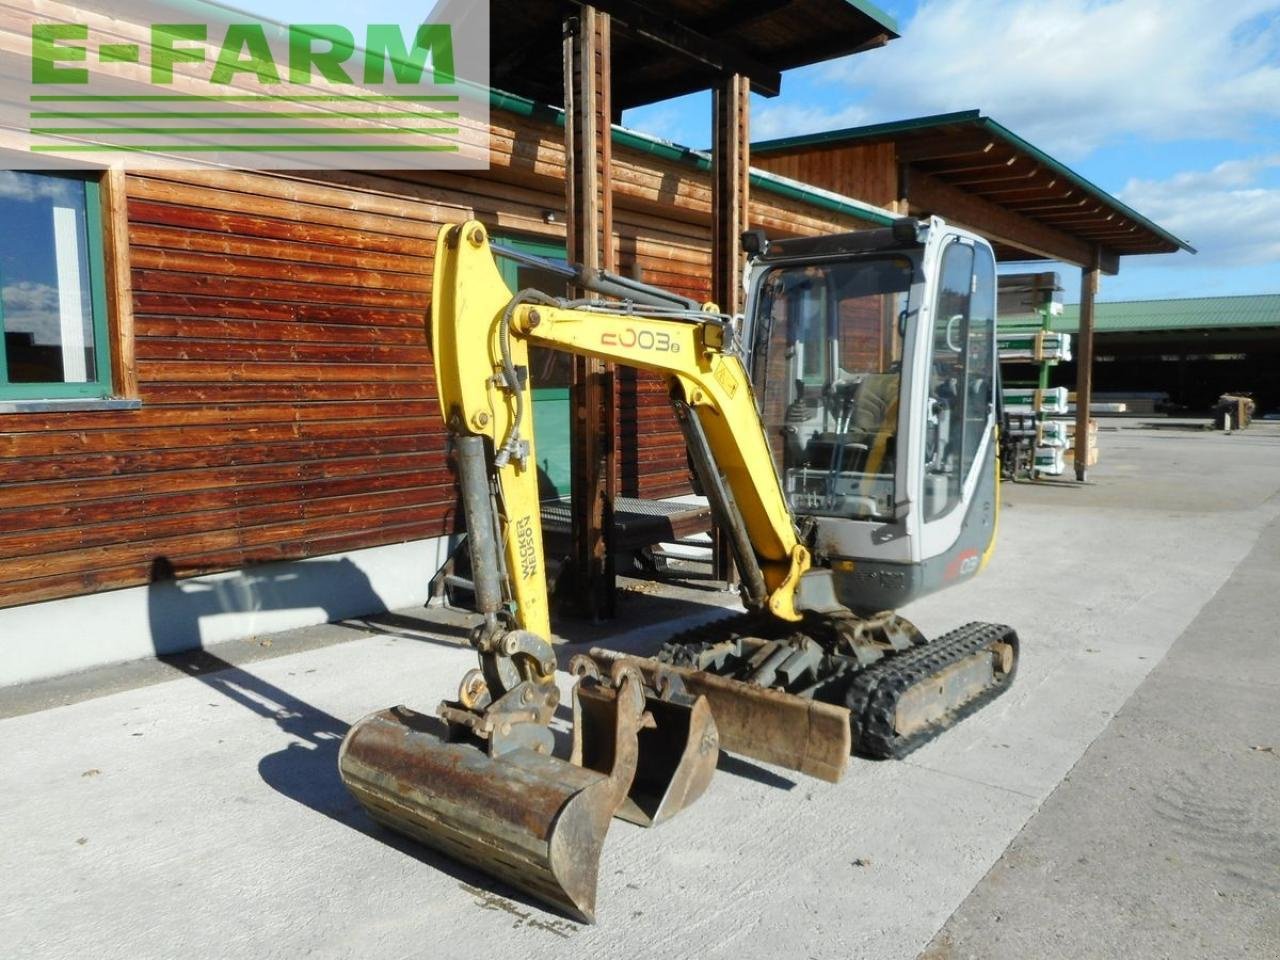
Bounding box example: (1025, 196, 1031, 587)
(1039, 295, 1280, 333)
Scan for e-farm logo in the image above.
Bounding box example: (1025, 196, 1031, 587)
(9, 0, 489, 170)
(31, 23, 456, 88)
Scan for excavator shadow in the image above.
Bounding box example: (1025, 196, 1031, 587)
(336, 609, 477, 646)
(715, 752, 797, 790)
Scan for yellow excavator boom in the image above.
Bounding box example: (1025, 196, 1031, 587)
(430, 220, 811, 627)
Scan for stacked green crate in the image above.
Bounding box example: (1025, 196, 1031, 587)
(996, 273, 1068, 476)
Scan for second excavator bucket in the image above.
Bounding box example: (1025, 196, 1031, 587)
(338, 664, 650, 924)
(590, 647, 853, 783)
(570, 657, 719, 827)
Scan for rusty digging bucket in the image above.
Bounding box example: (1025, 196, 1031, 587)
(569, 656, 719, 827)
(337, 665, 650, 924)
(590, 647, 852, 783)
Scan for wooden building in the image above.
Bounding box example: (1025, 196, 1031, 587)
(0, 93, 894, 683)
(1, 92, 1191, 684)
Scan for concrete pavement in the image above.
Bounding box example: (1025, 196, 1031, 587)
(923, 489, 1280, 959)
(2, 423, 1278, 960)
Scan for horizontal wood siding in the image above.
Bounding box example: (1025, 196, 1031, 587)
(0, 107, 871, 609)
(0, 167, 452, 608)
(753, 143, 899, 211)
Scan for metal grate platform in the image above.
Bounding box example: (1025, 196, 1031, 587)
(540, 497, 711, 550)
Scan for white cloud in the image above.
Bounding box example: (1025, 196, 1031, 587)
(0, 171, 78, 204)
(3, 281, 60, 345)
(822, 0, 1280, 159)
(752, 103, 870, 142)
(1119, 155, 1280, 267)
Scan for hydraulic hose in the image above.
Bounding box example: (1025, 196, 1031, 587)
(495, 289, 559, 467)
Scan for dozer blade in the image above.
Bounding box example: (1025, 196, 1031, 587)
(338, 667, 648, 924)
(571, 661, 719, 826)
(589, 648, 852, 784)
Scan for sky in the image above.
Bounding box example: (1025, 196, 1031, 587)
(620, 0, 1280, 303)
(140, 0, 1280, 304)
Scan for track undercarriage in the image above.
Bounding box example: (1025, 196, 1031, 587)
(593, 610, 1019, 781)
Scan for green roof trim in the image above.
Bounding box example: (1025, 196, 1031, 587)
(1036, 295, 1280, 334)
(843, 0, 900, 36)
(753, 110, 1195, 256)
(489, 89, 895, 227)
(753, 110, 984, 153)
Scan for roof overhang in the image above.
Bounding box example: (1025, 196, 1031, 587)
(490, 0, 899, 111)
(753, 110, 1195, 274)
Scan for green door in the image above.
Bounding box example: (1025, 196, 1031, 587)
(494, 236, 572, 501)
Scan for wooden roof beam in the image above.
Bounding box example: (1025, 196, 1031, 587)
(583, 0, 783, 96)
(921, 155, 1018, 178)
(1038, 208, 1114, 224)
(1077, 226, 1145, 241)
(897, 136, 999, 164)
(945, 163, 1042, 189)
(907, 170, 1119, 274)
(1080, 231, 1142, 242)
(786, 30, 893, 65)
(978, 180, 1063, 201)
(991, 246, 1050, 263)
(1004, 197, 1090, 214)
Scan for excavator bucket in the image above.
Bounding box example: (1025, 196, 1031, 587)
(337, 665, 649, 924)
(569, 658, 719, 826)
(590, 648, 852, 783)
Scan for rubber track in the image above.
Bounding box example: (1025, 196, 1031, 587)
(658, 613, 1019, 760)
(845, 621, 1019, 760)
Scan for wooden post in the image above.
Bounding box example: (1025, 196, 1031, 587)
(1074, 249, 1100, 481)
(895, 161, 910, 216)
(101, 168, 137, 399)
(563, 8, 617, 619)
(710, 74, 749, 585)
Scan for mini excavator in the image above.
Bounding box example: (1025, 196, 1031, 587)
(339, 218, 1019, 923)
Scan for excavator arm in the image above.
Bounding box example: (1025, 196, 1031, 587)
(430, 220, 811, 629)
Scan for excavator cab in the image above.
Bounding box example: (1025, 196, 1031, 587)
(640, 218, 1016, 771)
(742, 217, 1001, 614)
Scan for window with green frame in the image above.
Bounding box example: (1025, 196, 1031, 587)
(492, 233, 574, 500)
(0, 171, 112, 401)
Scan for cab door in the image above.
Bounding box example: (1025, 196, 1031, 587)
(915, 233, 998, 577)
